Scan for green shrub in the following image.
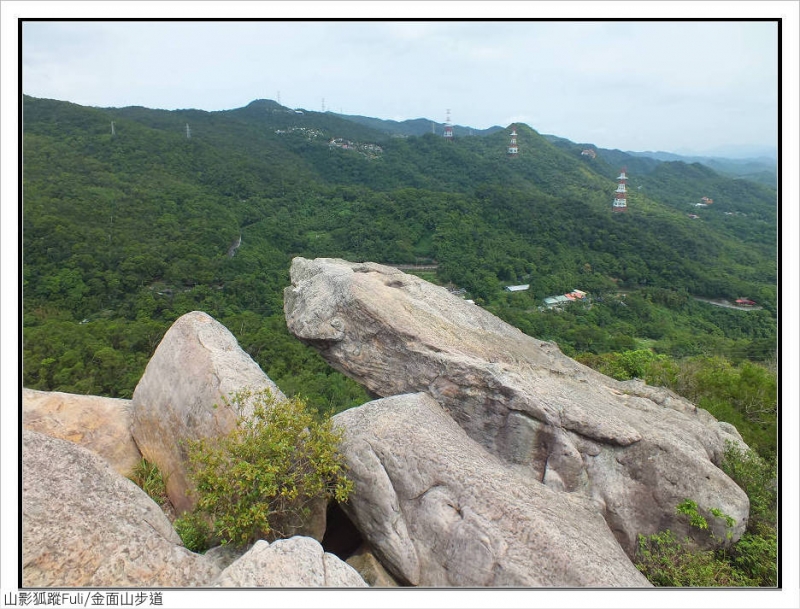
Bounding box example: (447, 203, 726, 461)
(183, 389, 353, 548)
(720, 440, 777, 533)
(576, 349, 670, 382)
(636, 493, 777, 587)
(635, 529, 753, 587)
(636, 500, 747, 586)
(174, 511, 213, 553)
(729, 531, 778, 587)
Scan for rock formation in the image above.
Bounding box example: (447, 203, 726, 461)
(345, 545, 400, 587)
(285, 258, 750, 554)
(130, 311, 285, 513)
(22, 430, 220, 587)
(211, 537, 368, 587)
(22, 388, 141, 477)
(332, 392, 651, 587)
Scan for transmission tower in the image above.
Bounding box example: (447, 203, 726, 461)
(443, 109, 454, 140)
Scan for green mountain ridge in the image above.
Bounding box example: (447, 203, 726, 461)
(22, 95, 777, 411)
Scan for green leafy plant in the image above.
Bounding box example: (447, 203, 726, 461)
(182, 389, 353, 548)
(709, 507, 736, 529)
(173, 511, 213, 553)
(675, 499, 736, 542)
(675, 499, 709, 531)
(635, 500, 744, 586)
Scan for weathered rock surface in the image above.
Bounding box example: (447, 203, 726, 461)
(22, 430, 220, 587)
(203, 544, 248, 572)
(285, 258, 750, 554)
(130, 311, 285, 513)
(346, 545, 400, 587)
(332, 393, 651, 587)
(22, 388, 142, 477)
(212, 537, 368, 587)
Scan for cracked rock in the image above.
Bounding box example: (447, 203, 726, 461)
(285, 258, 750, 555)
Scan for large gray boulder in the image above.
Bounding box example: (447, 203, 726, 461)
(130, 311, 285, 514)
(332, 393, 651, 587)
(285, 258, 749, 554)
(22, 430, 220, 587)
(22, 388, 142, 477)
(212, 537, 368, 587)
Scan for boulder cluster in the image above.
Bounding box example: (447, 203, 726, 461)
(22, 258, 751, 588)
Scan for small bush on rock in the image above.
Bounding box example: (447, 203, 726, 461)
(173, 512, 213, 553)
(635, 529, 752, 586)
(636, 488, 777, 587)
(183, 389, 353, 548)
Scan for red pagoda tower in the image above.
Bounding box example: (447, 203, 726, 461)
(613, 168, 628, 212)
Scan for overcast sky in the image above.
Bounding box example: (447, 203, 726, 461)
(21, 17, 779, 156)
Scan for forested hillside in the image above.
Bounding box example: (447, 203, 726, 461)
(22, 95, 777, 458)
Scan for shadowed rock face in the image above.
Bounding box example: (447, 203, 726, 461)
(22, 430, 220, 587)
(332, 393, 651, 587)
(130, 311, 285, 514)
(285, 258, 750, 555)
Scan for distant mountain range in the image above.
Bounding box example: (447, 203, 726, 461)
(626, 150, 777, 186)
(671, 144, 778, 161)
(541, 135, 778, 188)
(300, 106, 777, 187)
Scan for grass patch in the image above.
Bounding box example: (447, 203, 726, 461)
(128, 457, 174, 519)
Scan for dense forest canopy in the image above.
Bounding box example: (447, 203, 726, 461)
(22, 95, 778, 458)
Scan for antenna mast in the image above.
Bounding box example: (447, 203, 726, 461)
(186, 124, 191, 139)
